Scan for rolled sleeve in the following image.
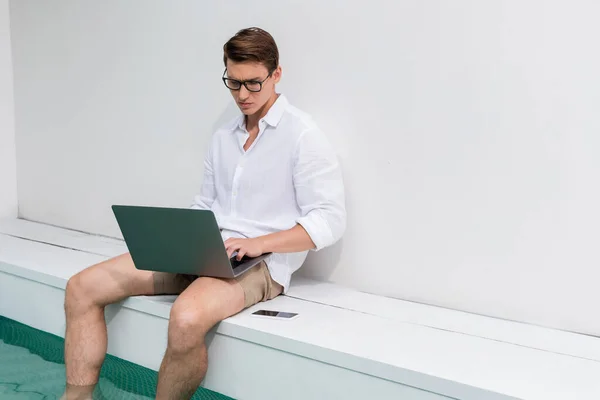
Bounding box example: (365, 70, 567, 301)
(293, 127, 346, 251)
(190, 140, 216, 210)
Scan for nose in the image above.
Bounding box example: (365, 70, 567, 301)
(238, 85, 250, 101)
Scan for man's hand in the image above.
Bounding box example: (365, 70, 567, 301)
(224, 237, 266, 260)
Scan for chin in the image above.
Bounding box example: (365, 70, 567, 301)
(240, 107, 257, 116)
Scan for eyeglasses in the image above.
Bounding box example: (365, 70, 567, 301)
(222, 68, 273, 92)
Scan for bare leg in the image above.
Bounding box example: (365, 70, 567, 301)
(62, 253, 156, 399)
(155, 277, 245, 400)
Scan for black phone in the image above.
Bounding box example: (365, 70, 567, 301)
(251, 310, 299, 320)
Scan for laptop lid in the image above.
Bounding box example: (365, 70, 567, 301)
(112, 205, 235, 278)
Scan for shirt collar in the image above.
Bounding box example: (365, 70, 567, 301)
(262, 94, 288, 127)
(234, 94, 288, 132)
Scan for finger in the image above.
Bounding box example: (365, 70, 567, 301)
(225, 239, 238, 250)
(237, 249, 247, 261)
(228, 248, 239, 259)
(226, 243, 240, 258)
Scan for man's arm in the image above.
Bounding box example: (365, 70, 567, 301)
(260, 224, 316, 253)
(190, 140, 216, 210)
(225, 224, 315, 259)
(292, 126, 346, 250)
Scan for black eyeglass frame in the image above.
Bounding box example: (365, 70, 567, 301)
(222, 68, 274, 92)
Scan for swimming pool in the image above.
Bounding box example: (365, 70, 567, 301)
(0, 315, 233, 399)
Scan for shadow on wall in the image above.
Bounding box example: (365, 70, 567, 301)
(212, 101, 240, 133)
(297, 239, 344, 281)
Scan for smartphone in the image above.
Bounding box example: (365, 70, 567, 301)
(251, 310, 299, 320)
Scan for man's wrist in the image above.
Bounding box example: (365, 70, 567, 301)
(257, 235, 271, 254)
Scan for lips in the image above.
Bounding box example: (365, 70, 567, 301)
(239, 102, 252, 108)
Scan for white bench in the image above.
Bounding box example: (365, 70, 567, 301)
(1, 218, 599, 400)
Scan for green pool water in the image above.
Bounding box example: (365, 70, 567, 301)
(0, 315, 233, 399)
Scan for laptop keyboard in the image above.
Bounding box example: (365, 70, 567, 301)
(230, 255, 253, 269)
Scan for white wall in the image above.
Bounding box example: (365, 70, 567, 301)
(0, 0, 17, 218)
(10, 1, 600, 335)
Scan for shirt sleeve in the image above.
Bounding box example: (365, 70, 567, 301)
(293, 127, 346, 251)
(190, 139, 216, 210)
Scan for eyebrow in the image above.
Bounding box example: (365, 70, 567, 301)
(228, 76, 262, 81)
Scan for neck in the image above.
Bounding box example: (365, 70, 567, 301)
(245, 92, 279, 131)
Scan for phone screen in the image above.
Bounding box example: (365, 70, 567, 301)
(252, 310, 298, 319)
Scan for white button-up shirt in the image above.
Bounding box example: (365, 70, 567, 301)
(191, 94, 346, 291)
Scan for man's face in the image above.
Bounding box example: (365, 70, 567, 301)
(225, 60, 281, 116)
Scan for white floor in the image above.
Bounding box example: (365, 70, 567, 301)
(1, 218, 600, 399)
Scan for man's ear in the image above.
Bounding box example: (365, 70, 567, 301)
(273, 65, 283, 84)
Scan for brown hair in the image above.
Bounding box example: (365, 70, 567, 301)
(223, 27, 279, 73)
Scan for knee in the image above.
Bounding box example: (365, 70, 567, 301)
(64, 272, 97, 314)
(167, 303, 211, 353)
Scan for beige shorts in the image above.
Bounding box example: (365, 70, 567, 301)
(153, 261, 283, 308)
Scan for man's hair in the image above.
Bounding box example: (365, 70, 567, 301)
(223, 27, 279, 73)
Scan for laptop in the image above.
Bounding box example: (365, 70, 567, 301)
(111, 205, 270, 278)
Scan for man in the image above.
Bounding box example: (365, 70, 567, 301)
(62, 27, 346, 400)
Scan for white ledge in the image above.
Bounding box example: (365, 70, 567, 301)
(1, 218, 599, 400)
